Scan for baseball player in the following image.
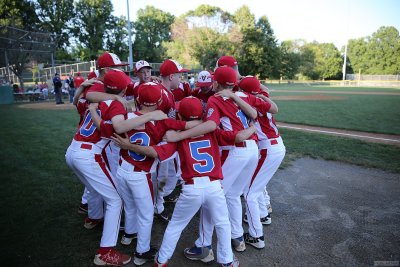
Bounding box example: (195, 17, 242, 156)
(65, 69, 132, 266)
(153, 59, 189, 221)
(191, 70, 215, 112)
(165, 66, 277, 255)
(171, 80, 191, 102)
(238, 76, 285, 249)
(112, 96, 251, 267)
(101, 82, 199, 265)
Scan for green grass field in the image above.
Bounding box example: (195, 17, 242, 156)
(1, 96, 399, 265)
(266, 86, 400, 135)
(266, 84, 400, 92)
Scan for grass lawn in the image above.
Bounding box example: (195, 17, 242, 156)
(0, 103, 399, 265)
(270, 91, 400, 135)
(266, 84, 400, 92)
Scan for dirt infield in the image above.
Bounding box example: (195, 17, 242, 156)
(17, 101, 75, 110)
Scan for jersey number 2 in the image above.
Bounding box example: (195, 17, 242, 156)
(189, 140, 215, 174)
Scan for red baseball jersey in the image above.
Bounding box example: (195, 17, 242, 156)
(153, 130, 237, 182)
(254, 92, 280, 140)
(74, 75, 85, 88)
(73, 101, 104, 145)
(205, 91, 271, 141)
(82, 81, 104, 98)
(191, 87, 215, 111)
(97, 100, 128, 139)
(172, 82, 191, 102)
(120, 113, 186, 172)
(158, 84, 176, 118)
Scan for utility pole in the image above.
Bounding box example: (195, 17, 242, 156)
(342, 42, 347, 81)
(127, 0, 133, 71)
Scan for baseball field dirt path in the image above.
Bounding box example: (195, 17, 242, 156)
(277, 122, 400, 146)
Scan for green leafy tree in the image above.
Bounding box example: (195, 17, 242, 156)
(280, 40, 302, 79)
(233, 6, 280, 79)
(36, 0, 74, 48)
(132, 6, 174, 62)
(0, 0, 39, 30)
(105, 16, 129, 61)
(74, 0, 114, 60)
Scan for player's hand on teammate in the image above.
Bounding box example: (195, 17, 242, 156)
(111, 133, 131, 150)
(88, 102, 99, 111)
(163, 130, 181, 142)
(148, 110, 168, 121)
(150, 76, 162, 83)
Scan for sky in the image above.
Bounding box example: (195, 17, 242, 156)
(111, 0, 400, 49)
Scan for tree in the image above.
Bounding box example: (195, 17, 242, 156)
(0, 0, 39, 30)
(35, 0, 74, 48)
(132, 6, 174, 62)
(74, 0, 114, 60)
(233, 6, 280, 79)
(298, 42, 342, 80)
(105, 16, 129, 61)
(280, 40, 302, 79)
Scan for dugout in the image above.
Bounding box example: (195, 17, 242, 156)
(0, 84, 13, 104)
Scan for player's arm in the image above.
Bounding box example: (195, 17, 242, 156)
(184, 119, 203, 129)
(86, 92, 130, 111)
(111, 134, 159, 158)
(256, 94, 278, 114)
(73, 79, 99, 105)
(216, 89, 257, 119)
(260, 83, 270, 94)
(111, 111, 167, 134)
(235, 124, 257, 143)
(164, 120, 217, 142)
(88, 103, 101, 129)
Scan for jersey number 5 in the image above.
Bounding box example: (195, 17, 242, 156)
(189, 140, 215, 174)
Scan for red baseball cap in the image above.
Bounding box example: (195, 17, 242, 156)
(195, 70, 213, 87)
(137, 82, 162, 106)
(212, 66, 237, 86)
(97, 52, 128, 69)
(178, 96, 203, 119)
(104, 69, 131, 92)
(159, 59, 189, 76)
(238, 76, 261, 95)
(216, 56, 238, 67)
(87, 70, 99, 80)
(134, 60, 152, 72)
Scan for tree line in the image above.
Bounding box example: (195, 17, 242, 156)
(1, 0, 399, 80)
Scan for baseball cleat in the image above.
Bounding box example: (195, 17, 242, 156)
(183, 245, 215, 263)
(134, 247, 158, 266)
(120, 232, 138, 245)
(154, 210, 170, 222)
(93, 248, 131, 266)
(244, 233, 265, 249)
(164, 194, 179, 203)
(243, 214, 271, 225)
(84, 217, 103, 230)
(231, 236, 246, 252)
(260, 214, 271, 225)
(154, 252, 168, 267)
(221, 256, 240, 267)
(78, 203, 88, 214)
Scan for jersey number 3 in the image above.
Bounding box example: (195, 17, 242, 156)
(128, 132, 150, 161)
(189, 140, 215, 174)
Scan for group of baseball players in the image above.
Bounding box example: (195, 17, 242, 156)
(65, 51, 285, 267)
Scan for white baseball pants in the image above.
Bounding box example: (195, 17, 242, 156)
(66, 140, 122, 247)
(157, 178, 234, 264)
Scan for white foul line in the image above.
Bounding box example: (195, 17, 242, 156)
(279, 125, 400, 143)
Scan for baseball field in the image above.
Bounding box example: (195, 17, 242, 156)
(0, 85, 399, 265)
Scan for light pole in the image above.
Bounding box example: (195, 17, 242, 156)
(342, 42, 347, 81)
(127, 0, 133, 71)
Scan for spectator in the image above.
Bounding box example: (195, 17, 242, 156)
(53, 73, 63, 104)
(74, 72, 85, 88)
(68, 74, 75, 103)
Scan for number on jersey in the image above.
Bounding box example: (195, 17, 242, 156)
(128, 132, 150, 161)
(189, 140, 215, 174)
